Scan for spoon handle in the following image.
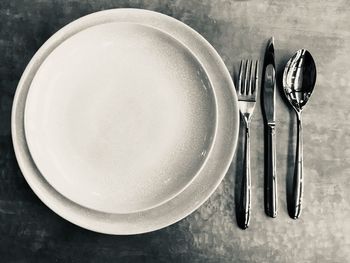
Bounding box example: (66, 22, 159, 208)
(265, 123, 277, 217)
(289, 112, 303, 219)
(237, 124, 251, 229)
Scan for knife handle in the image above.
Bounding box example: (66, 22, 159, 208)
(288, 112, 303, 219)
(237, 125, 251, 229)
(265, 123, 277, 217)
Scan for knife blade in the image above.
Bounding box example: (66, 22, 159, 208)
(263, 37, 277, 218)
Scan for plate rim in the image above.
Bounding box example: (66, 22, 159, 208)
(11, 8, 239, 235)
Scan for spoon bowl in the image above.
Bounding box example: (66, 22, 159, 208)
(283, 49, 316, 112)
(282, 49, 316, 219)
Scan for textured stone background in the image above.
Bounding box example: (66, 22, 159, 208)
(1, 0, 350, 262)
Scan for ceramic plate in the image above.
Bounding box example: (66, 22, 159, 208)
(12, 9, 239, 234)
(24, 22, 217, 214)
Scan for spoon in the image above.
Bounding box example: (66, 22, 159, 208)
(282, 49, 316, 219)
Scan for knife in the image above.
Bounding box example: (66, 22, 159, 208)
(262, 37, 277, 218)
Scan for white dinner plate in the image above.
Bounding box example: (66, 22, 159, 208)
(24, 22, 217, 214)
(12, 9, 239, 234)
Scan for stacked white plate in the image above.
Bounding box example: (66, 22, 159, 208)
(12, 9, 239, 234)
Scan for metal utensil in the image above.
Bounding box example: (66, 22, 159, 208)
(262, 37, 278, 218)
(282, 49, 316, 219)
(236, 59, 259, 229)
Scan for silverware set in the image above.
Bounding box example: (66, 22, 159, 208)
(235, 37, 317, 229)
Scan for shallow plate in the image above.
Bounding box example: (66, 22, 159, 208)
(12, 9, 239, 234)
(24, 22, 217, 214)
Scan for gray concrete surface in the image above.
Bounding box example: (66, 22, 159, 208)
(0, 0, 349, 262)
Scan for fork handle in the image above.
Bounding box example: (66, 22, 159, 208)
(265, 123, 277, 217)
(288, 111, 303, 219)
(237, 124, 251, 229)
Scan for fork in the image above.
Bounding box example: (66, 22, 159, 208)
(236, 59, 259, 229)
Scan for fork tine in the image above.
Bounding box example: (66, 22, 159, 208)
(248, 60, 254, 95)
(238, 60, 244, 94)
(244, 60, 250, 95)
(253, 60, 259, 97)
